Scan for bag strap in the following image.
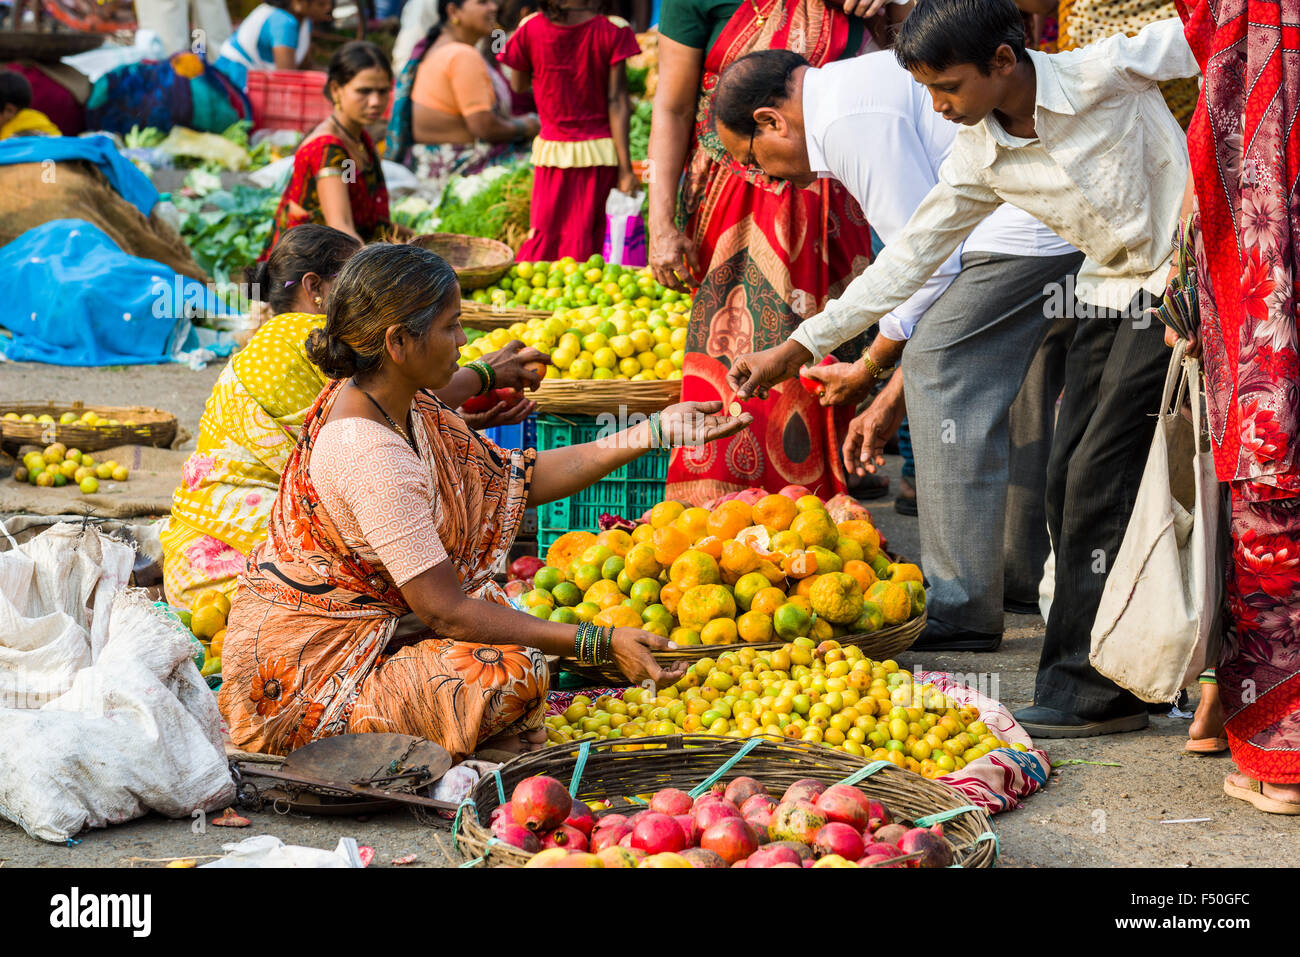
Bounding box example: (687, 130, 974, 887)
(1185, 355, 1206, 446)
(1160, 337, 1189, 416)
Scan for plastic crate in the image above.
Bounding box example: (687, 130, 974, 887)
(535, 413, 668, 554)
(246, 70, 331, 132)
(483, 414, 537, 451)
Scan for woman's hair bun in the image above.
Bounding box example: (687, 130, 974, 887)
(305, 327, 362, 380)
(244, 259, 271, 293)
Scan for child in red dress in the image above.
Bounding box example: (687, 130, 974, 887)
(498, 0, 641, 260)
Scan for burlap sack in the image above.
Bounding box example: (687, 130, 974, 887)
(0, 444, 185, 519)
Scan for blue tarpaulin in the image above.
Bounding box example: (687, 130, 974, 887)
(1, 220, 234, 366)
(0, 135, 159, 216)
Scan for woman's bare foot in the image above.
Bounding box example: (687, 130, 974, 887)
(1188, 681, 1224, 741)
(1226, 771, 1300, 805)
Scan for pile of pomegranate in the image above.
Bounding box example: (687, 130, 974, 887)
(486, 773, 957, 868)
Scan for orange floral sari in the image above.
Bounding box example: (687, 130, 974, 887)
(219, 380, 547, 759)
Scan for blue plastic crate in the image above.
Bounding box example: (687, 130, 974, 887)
(483, 414, 537, 451)
(535, 413, 668, 554)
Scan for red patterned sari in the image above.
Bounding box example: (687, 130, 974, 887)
(1179, 0, 1300, 783)
(665, 0, 874, 504)
(218, 381, 547, 759)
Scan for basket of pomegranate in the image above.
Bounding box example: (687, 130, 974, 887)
(453, 734, 997, 868)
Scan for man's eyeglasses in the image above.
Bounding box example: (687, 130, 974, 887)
(742, 126, 763, 176)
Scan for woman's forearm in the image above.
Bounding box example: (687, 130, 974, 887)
(432, 593, 579, 654)
(526, 419, 654, 507)
(429, 367, 486, 409)
(647, 43, 701, 238)
(610, 91, 633, 175)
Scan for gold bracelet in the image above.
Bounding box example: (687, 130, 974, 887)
(859, 351, 896, 382)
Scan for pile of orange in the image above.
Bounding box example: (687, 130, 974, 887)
(527, 492, 925, 647)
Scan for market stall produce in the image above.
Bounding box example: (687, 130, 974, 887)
(453, 734, 997, 868)
(464, 255, 689, 318)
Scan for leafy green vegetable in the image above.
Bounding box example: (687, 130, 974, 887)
(434, 163, 533, 248)
(125, 125, 166, 149)
(630, 98, 652, 162)
(626, 65, 649, 97)
(177, 185, 278, 285)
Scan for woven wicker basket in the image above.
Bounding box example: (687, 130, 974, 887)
(561, 611, 924, 685)
(454, 734, 997, 868)
(0, 402, 177, 453)
(531, 378, 681, 416)
(458, 299, 554, 329)
(409, 233, 514, 291)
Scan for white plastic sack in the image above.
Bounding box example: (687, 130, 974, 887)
(601, 188, 647, 266)
(201, 835, 363, 868)
(0, 523, 234, 843)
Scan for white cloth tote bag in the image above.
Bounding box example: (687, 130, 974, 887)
(1090, 340, 1225, 703)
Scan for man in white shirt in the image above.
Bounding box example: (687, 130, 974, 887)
(726, 0, 1201, 738)
(710, 47, 1082, 656)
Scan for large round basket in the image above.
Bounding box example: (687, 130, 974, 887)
(458, 298, 554, 329)
(453, 734, 996, 868)
(0, 402, 177, 453)
(561, 611, 924, 685)
(409, 233, 514, 291)
(531, 378, 681, 416)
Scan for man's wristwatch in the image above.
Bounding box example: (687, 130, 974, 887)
(859, 351, 896, 382)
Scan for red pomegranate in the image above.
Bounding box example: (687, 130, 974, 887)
(592, 813, 628, 833)
(723, 776, 769, 808)
(899, 825, 954, 868)
(782, 778, 827, 804)
(490, 819, 541, 853)
(511, 776, 571, 833)
(489, 802, 513, 825)
(564, 798, 596, 836)
(812, 822, 865, 860)
(649, 788, 694, 817)
(766, 839, 815, 862)
(673, 815, 695, 846)
(701, 817, 758, 865)
(740, 794, 777, 818)
(631, 812, 687, 855)
(590, 823, 633, 853)
(874, 823, 908, 846)
(541, 824, 589, 852)
(767, 799, 827, 844)
(745, 844, 804, 868)
(681, 847, 727, 869)
(691, 798, 742, 844)
(867, 800, 893, 832)
(816, 785, 871, 831)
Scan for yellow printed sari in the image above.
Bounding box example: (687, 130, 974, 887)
(161, 312, 327, 609)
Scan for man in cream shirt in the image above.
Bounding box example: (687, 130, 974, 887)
(728, 0, 1200, 738)
(710, 46, 1081, 656)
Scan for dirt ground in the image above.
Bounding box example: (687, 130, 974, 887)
(0, 360, 1296, 867)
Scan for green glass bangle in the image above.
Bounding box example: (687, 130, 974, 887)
(466, 360, 491, 396)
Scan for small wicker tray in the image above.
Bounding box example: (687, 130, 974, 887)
(561, 611, 925, 685)
(531, 378, 681, 417)
(0, 402, 177, 453)
(458, 299, 555, 329)
(409, 233, 514, 291)
(453, 733, 997, 868)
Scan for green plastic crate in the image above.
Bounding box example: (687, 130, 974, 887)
(536, 413, 668, 554)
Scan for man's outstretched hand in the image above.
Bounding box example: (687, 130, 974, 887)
(728, 340, 814, 400)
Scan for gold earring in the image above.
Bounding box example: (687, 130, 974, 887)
(314, 296, 323, 307)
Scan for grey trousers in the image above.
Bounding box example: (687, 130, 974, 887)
(901, 249, 1084, 634)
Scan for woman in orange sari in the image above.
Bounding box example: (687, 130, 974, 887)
(219, 243, 750, 759)
(648, 0, 908, 504)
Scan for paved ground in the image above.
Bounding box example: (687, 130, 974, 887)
(1, 362, 1295, 867)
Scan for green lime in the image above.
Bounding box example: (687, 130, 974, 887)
(601, 555, 626, 581)
(549, 606, 579, 624)
(552, 581, 582, 607)
(533, 566, 563, 592)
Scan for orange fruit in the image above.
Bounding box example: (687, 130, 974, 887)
(770, 530, 804, 555)
(794, 574, 821, 599)
(669, 549, 721, 588)
(887, 562, 924, 584)
(659, 582, 684, 615)
(836, 520, 880, 560)
(790, 511, 838, 550)
(808, 617, 834, 642)
(809, 572, 864, 624)
(866, 581, 911, 625)
(750, 586, 787, 617)
(209, 628, 226, 658)
(795, 494, 825, 512)
(649, 500, 686, 528)
(677, 583, 736, 628)
(694, 535, 724, 560)
(594, 605, 644, 628)
(719, 540, 760, 578)
(786, 595, 812, 614)
(834, 537, 864, 564)
(631, 523, 655, 545)
(737, 610, 774, 643)
(547, 531, 597, 569)
(651, 526, 691, 566)
(672, 507, 711, 543)
(751, 494, 798, 532)
(191, 605, 226, 640)
(733, 571, 771, 611)
(807, 545, 842, 574)
(756, 560, 786, 587)
(192, 589, 232, 617)
(585, 579, 626, 611)
(783, 551, 818, 579)
(700, 618, 739, 645)
(669, 625, 701, 646)
(843, 560, 878, 593)
(773, 602, 811, 640)
(595, 529, 634, 557)
(707, 501, 753, 541)
(624, 542, 663, 580)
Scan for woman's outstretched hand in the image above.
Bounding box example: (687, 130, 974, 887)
(658, 401, 753, 448)
(611, 628, 690, 688)
(461, 395, 537, 430)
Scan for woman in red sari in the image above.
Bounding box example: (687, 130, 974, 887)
(648, 0, 908, 505)
(1173, 0, 1300, 812)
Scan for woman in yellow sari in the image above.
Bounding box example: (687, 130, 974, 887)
(161, 224, 544, 609)
(219, 243, 750, 758)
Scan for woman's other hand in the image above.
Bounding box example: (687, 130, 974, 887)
(481, 339, 549, 391)
(611, 628, 690, 687)
(618, 167, 641, 196)
(1163, 325, 1201, 359)
(659, 400, 753, 447)
(461, 395, 537, 430)
(650, 225, 700, 293)
(801, 360, 873, 406)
